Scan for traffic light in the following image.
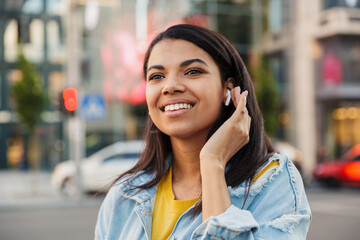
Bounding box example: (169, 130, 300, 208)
(59, 88, 78, 116)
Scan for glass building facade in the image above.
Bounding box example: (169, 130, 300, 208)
(4, 0, 357, 176)
(0, 0, 65, 170)
(0, 0, 263, 170)
(265, 0, 360, 173)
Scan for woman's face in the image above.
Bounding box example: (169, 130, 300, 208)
(146, 39, 226, 140)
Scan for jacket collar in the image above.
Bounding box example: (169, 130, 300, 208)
(117, 171, 156, 203)
(117, 153, 285, 202)
(118, 154, 172, 203)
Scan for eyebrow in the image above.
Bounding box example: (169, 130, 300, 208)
(180, 58, 208, 68)
(146, 58, 208, 73)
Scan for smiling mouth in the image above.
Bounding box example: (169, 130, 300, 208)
(163, 103, 194, 112)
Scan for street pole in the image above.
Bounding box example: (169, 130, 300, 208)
(135, 0, 149, 43)
(65, 0, 84, 199)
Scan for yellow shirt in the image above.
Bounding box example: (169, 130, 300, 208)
(253, 160, 279, 182)
(151, 166, 199, 240)
(151, 160, 279, 240)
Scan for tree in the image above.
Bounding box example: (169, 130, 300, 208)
(12, 51, 47, 169)
(251, 57, 280, 137)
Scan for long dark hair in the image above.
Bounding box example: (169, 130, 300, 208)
(111, 24, 274, 214)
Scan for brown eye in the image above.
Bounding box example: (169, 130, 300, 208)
(148, 74, 164, 81)
(185, 68, 203, 75)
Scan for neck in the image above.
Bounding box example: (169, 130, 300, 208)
(170, 135, 206, 184)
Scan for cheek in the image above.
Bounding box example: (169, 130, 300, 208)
(199, 91, 223, 120)
(145, 86, 157, 108)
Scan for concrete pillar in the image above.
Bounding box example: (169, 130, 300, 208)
(290, 0, 320, 180)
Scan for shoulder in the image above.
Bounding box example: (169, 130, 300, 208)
(97, 171, 156, 224)
(230, 153, 309, 212)
(95, 171, 156, 239)
(105, 170, 156, 204)
(253, 153, 304, 196)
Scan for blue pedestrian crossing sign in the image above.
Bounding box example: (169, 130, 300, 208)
(80, 94, 107, 121)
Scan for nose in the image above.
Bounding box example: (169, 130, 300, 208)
(161, 74, 185, 95)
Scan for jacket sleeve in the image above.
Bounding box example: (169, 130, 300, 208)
(94, 185, 118, 240)
(191, 159, 312, 240)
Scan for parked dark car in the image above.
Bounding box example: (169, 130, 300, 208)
(313, 144, 360, 187)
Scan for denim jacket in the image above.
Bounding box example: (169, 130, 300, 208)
(95, 153, 311, 240)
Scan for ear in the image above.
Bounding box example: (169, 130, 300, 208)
(223, 77, 235, 103)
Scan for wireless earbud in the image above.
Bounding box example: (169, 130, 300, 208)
(225, 89, 231, 106)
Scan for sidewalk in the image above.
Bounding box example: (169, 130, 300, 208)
(0, 170, 102, 211)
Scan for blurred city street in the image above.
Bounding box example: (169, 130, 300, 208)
(1, 171, 360, 240)
(306, 185, 360, 240)
(0, 170, 102, 240)
(0, 0, 360, 239)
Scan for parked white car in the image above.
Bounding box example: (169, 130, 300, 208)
(51, 140, 144, 197)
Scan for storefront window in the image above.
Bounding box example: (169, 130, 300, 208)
(6, 126, 24, 169)
(329, 105, 360, 157)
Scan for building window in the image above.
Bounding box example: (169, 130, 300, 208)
(47, 20, 65, 64)
(268, 0, 292, 32)
(0, 75, 2, 108)
(269, 55, 286, 96)
(320, 37, 360, 86)
(4, 19, 18, 63)
(23, 19, 44, 63)
(7, 69, 23, 110)
(323, 0, 360, 9)
(5, 18, 45, 63)
(48, 71, 65, 107)
(46, 0, 66, 15)
(22, 0, 44, 14)
(343, 39, 360, 84)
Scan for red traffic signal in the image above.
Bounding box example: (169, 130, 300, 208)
(63, 88, 78, 112)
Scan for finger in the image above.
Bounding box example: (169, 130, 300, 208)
(233, 89, 248, 117)
(231, 86, 240, 108)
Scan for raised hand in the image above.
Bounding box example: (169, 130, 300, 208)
(200, 86, 251, 221)
(200, 86, 251, 169)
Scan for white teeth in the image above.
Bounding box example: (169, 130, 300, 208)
(164, 103, 193, 112)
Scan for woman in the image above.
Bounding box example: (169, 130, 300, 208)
(95, 24, 311, 240)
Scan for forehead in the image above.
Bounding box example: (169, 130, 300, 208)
(148, 39, 215, 66)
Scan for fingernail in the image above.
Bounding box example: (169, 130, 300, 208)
(236, 86, 241, 92)
(243, 90, 248, 98)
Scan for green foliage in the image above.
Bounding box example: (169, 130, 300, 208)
(252, 57, 280, 137)
(12, 52, 47, 133)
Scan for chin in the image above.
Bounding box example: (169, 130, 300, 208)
(161, 126, 211, 140)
